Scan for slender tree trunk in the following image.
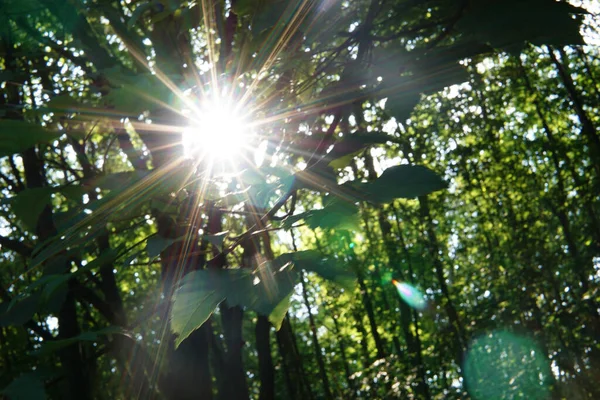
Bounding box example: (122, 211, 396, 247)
(418, 196, 466, 352)
(220, 303, 249, 400)
(362, 215, 405, 360)
(353, 309, 372, 366)
(575, 46, 600, 97)
(276, 316, 314, 399)
(23, 143, 90, 400)
(518, 57, 600, 247)
(548, 46, 600, 180)
(363, 151, 431, 399)
(256, 233, 276, 400)
(355, 268, 387, 360)
(326, 300, 356, 397)
(218, 204, 250, 400)
(390, 206, 431, 399)
(276, 332, 297, 400)
(256, 316, 275, 400)
(300, 271, 333, 400)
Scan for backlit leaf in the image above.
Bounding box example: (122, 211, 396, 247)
(349, 165, 447, 203)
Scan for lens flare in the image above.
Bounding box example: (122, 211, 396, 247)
(392, 279, 427, 310)
(463, 330, 551, 400)
(182, 97, 251, 164)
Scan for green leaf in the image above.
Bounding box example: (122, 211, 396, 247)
(171, 265, 299, 347)
(103, 72, 182, 114)
(268, 293, 292, 330)
(128, 1, 155, 28)
(304, 199, 360, 232)
(171, 270, 229, 348)
(328, 133, 396, 169)
(33, 326, 125, 356)
(0, 293, 41, 327)
(232, 0, 257, 17)
(91, 171, 149, 191)
(281, 212, 308, 230)
(456, 0, 585, 50)
(385, 92, 422, 123)
(146, 234, 182, 259)
(250, 262, 299, 317)
(41, 95, 84, 117)
(349, 165, 447, 204)
(1, 373, 46, 400)
(0, 120, 60, 158)
(9, 187, 53, 232)
(40, 248, 119, 302)
(251, 1, 287, 34)
(203, 231, 229, 252)
(285, 251, 356, 291)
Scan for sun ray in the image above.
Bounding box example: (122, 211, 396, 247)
(240, 0, 317, 107)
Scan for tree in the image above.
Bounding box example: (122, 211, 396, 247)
(0, 0, 598, 399)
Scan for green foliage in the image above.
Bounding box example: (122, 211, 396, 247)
(328, 133, 396, 169)
(349, 165, 447, 203)
(0, 294, 41, 327)
(286, 250, 356, 291)
(0, 0, 596, 398)
(457, 0, 585, 51)
(0, 120, 60, 158)
(171, 250, 353, 346)
(8, 187, 53, 231)
(1, 373, 47, 400)
(284, 198, 360, 231)
(34, 326, 125, 356)
(202, 231, 228, 252)
(171, 266, 296, 347)
(146, 234, 182, 259)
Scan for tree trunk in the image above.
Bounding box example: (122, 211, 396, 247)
(256, 316, 275, 400)
(548, 46, 600, 180)
(300, 271, 333, 400)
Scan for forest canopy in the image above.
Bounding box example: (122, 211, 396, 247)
(0, 0, 599, 399)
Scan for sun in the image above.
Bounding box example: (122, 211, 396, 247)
(182, 98, 251, 166)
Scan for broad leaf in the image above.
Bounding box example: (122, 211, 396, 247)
(268, 293, 292, 330)
(203, 231, 229, 252)
(9, 188, 53, 232)
(1, 373, 46, 400)
(40, 248, 119, 301)
(170, 270, 230, 348)
(456, 0, 585, 50)
(146, 235, 182, 259)
(0, 293, 41, 327)
(33, 326, 125, 355)
(385, 92, 422, 123)
(171, 265, 299, 347)
(350, 165, 447, 203)
(328, 133, 396, 169)
(308, 199, 360, 231)
(0, 120, 60, 158)
(286, 199, 360, 232)
(283, 250, 356, 291)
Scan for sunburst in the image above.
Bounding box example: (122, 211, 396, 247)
(182, 95, 252, 167)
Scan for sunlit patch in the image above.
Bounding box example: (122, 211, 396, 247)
(464, 330, 551, 400)
(392, 279, 427, 310)
(183, 97, 251, 165)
